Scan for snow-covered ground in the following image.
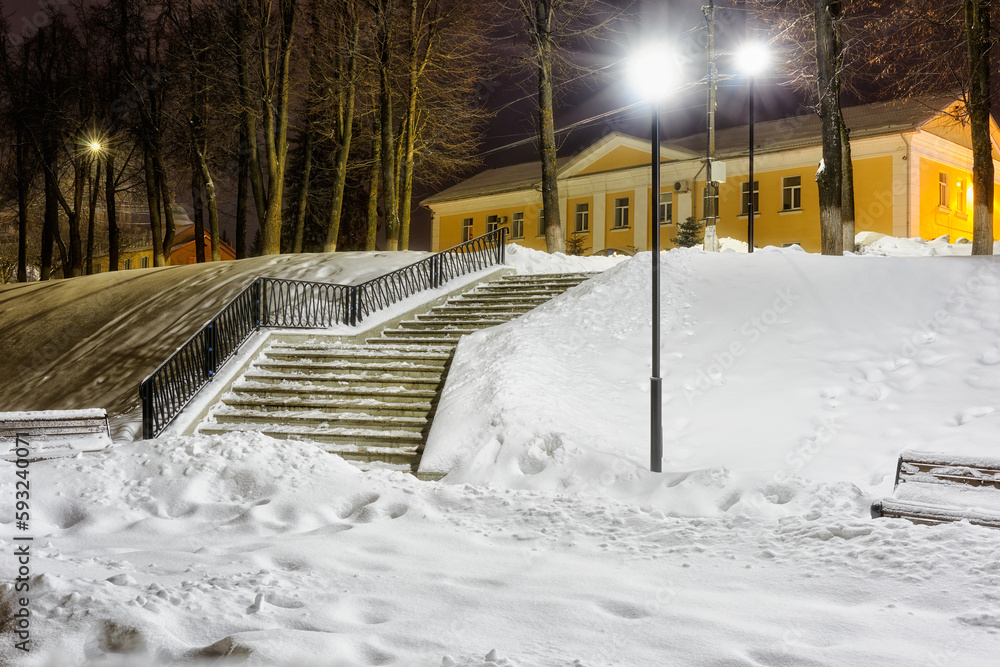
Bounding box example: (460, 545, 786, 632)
(4, 240, 1000, 666)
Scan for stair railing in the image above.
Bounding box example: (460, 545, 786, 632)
(140, 228, 507, 439)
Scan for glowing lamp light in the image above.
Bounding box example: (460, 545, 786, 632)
(629, 47, 676, 101)
(89, 141, 103, 153)
(737, 43, 771, 77)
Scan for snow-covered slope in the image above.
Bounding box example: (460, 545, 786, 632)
(3, 242, 1000, 666)
(0, 252, 430, 427)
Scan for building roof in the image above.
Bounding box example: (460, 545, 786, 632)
(423, 96, 959, 206)
(665, 96, 958, 158)
(422, 157, 573, 205)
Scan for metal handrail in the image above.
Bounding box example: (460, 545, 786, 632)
(139, 228, 508, 438)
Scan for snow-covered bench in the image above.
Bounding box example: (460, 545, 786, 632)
(871, 450, 1000, 529)
(1, 409, 112, 459)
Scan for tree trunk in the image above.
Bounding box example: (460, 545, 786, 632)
(193, 162, 206, 262)
(377, 2, 400, 250)
(292, 131, 312, 253)
(198, 152, 222, 261)
(366, 117, 382, 251)
(86, 159, 99, 274)
(68, 160, 86, 277)
(967, 0, 993, 255)
(155, 151, 177, 260)
(15, 126, 29, 283)
(106, 152, 120, 271)
(260, 0, 297, 255)
(840, 119, 855, 252)
(144, 147, 165, 267)
(236, 128, 249, 259)
(237, 0, 267, 234)
(815, 0, 844, 256)
(322, 4, 359, 253)
(536, 0, 564, 253)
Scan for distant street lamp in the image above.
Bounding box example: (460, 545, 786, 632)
(737, 44, 770, 253)
(629, 48, 675, 473)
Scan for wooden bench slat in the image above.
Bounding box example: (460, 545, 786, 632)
(1, 409, 111, 454)
(872, 499, 1000, 529)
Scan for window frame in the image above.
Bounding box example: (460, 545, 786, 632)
(659, 193, 673, 225)
(613, 197, 630, 229)
(461, 217, 473, 242)
(782, 176, 802, 211)
(511, 211, 524, 239)
(574, 203, 590, 233)
(537, 209, 546, 237)
(939, 172, 949, 208)
(486, 214, 500, 234)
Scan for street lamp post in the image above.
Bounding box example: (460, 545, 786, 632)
(738, 44, 769, 253)
(630, 49, 674, 473)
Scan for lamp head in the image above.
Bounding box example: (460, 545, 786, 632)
(629, 47, 677, 102)
(737, 43, 771, 77)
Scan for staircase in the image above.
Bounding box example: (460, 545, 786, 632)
(195, 273, 596, 478)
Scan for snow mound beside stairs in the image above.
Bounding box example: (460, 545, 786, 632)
(195, 273, 598, 478)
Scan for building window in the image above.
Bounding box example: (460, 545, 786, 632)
(741, 180, 760, 216)
(574, 203, 590, 233)
(702, 185, 719, 219)
(660, 194, 672, 225)
(782, 176, 802, 211)
(939, 173, 949, 208)
(613, 197, 629, 229)
(140, 256, 149, 269)
(486, 214, 500, 233)
(957, 180, 966, 213)
(462, 218, 473, 242)
(123, 258, 132, 270)
(511, 211, 524, 239)
(537, 209, 545, 237)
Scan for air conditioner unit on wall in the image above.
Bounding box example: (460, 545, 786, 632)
(673, 180, 689, 193)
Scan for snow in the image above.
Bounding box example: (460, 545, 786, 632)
(5, 240, 1000, 665)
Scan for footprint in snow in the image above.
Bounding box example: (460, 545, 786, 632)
(949, 406, 995, 426)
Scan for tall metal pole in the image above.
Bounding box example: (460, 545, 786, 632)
(748, 75, 755, 253)
(650, 100, 662, 473)
(704, 0, 718, 251)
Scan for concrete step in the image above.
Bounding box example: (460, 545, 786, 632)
(242, 372, 444, 390)
(366, 338, 462, 347)
(197, 423, 424, 449)
(220, 396, 436, 417)
(397, 319, 508, 330)
(254, 360, 446, 378)
(451, 294, 551, 305)
(381, 326, 478, 337)
(209, 410, 428, 433)
(229, 383, 439, 403)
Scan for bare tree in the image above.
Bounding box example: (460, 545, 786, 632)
(510, 0, 628, 254)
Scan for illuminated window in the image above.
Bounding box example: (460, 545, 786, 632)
(939, 173, 949, 208)
(461, 218, 473, 242)
(957, 180, 966, 213)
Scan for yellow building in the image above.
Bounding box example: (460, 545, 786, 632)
(423, 98, 1000, 254)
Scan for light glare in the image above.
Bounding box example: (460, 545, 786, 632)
(737, 43, 771, 77)
(629, 48, 676, 101)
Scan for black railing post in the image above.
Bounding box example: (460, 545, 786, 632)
(261, 278, 270, 327)
(499, 228, 507, 264)
(140, 380, 154, 440)
(205, 321, 218, 380)
(253, 279, 262, 328)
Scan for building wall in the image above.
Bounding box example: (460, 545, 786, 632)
(428, 125, 1000, 253)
